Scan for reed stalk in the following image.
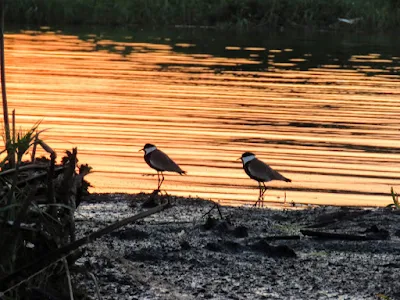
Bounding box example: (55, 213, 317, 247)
(0, 0, 13, 168)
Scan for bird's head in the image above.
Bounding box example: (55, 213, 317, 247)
(140, 143, 157, 154)
(240, 152, 256, 164)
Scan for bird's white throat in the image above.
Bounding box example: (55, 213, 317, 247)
(144, 146, 157, 155)
(241, 155, 255, 164)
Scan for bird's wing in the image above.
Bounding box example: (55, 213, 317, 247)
(150, 149, 185, 173)
(248, 158, 275, 182)
(248, 158, 290, 182)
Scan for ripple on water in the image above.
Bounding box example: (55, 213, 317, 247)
(5, 29, 400, 207)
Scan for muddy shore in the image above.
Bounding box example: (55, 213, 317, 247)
(74, 193, 400, 300)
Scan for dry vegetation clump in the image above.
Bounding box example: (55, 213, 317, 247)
(0, 124, 92, 299)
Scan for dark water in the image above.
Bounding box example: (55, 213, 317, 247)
(4, 26, 400, 206)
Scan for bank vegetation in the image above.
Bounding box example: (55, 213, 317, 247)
(5, 0, 400, 32)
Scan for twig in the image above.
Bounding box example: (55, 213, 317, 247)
(87, 272, 102, 300)
(0, 164, 64, 177)
(0, 253, 69, 297)
(0, 201, 171, 287)
(63, 258, 74, 300)
(201, 200, 224, 220)
(12, 186, 38, 229)
(2, 188, 38, 270)
(14, 166, 66, 186)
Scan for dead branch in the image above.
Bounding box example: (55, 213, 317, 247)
(0, 164, 63, 176)
(305, 209, 370, 228)
(300, 229, 389, 241)
(63, 258, 74, 300)
(87, 272, 101, 300)
(263, 235, 301, 241)
(12, 187, 38, 230)
(33, 139, 57, 217)
(201, 200, 224, 220)
(14, 166, 65, 186)
(0, 200, 171, 288)
(30, 129, 50, 163)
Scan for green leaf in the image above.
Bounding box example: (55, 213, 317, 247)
(390, 187, 400, 209)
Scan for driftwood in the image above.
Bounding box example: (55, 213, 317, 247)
(263, 235, 301, 241)
(305, 209, 371, 228)
(0, 200, 171, 290)
(300, 229, 389, 241)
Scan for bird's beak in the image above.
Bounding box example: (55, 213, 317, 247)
(236, 157, 241, 161)
(139, 148, 144, 152)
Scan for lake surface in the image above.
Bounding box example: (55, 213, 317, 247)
(3, 27, 400, 207)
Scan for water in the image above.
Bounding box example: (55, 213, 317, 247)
(4, 27, 400, 207)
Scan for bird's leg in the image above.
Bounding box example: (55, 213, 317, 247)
(254, 182, 262, 207)
(156, 171, 161, 191)
(261, 182, 268, 208)
(158, 172, 165, 190)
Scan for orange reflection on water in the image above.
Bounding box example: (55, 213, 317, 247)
(3, 30, 400, 207)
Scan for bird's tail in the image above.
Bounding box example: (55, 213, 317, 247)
(275, 171, 291, 182)
(180, 170, 187, 175)
(283, 177, 292, 183)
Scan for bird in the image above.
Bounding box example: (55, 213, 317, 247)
(140, 143, 186, 190)
(239, 152, 291, 207)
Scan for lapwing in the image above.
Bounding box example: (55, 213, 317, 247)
(141, 143, 186, 190)
(240, 152, 291, 207)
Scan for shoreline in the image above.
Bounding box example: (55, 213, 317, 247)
(74, 192, 400, 299)
(85, 192, 388, 210)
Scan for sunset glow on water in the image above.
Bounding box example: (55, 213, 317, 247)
(4, 28, 400, 207)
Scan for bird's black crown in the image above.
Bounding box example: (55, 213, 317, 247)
(144, 143, 156, 149)
(242, 152, 255, 158)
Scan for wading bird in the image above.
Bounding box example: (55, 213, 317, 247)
(141, 143, 186, 190)
(240, 152, 291, 207)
